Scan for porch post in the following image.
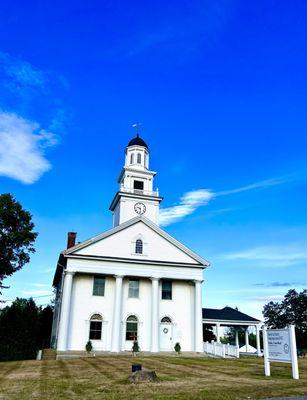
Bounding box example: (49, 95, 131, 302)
(256, 325, 261, 356)
(235, 329, 239, 347)
(215, 323, 220, 343)
(245, 327, 249, 353)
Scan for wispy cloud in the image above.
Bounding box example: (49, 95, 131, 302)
(159, 172, 307, 226)
(251, 295, 285, 302)
(216, 176, 296, 197)
(220, 245, 307, 267)
(0, 111, 58, 184)
(253, 282, 307, 288)
(38, 268, 55, 274)
(22, 289, 53, 296)
(31, 283, 50, 288)
(159, 189, 214, 226)
(121, 1, 233, 61)
(0, 52, 46, 90)
(0, 53, 68, 184)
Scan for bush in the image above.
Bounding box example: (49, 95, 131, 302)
(86, 340, 93, 353)
(174, 342, 181, 354)
(132, 340, 140, 354)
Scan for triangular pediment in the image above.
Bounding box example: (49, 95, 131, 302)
(65, 216, 209, 267)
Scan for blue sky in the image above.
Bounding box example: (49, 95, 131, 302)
(0, 0, 306, 318)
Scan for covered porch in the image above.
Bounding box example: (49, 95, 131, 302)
(202, 306, 263, 356)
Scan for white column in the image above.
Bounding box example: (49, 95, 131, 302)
(150, 277, 160, 352)
(235, 329, 239, 347)
(194, 280, 203, 352)
(57, 271, 74, 351)
(256, 325, 261, 356)
(245, 327, 249, 352)
(215, 323, 220, 343)
(111, 275, 123, 352)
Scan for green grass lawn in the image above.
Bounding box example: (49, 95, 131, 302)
(0, 355, 306, 400)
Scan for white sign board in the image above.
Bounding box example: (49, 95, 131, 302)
(263, 325, 299, 380)
(267, 329, 291, 362)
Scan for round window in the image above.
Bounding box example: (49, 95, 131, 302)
(163, 328, 168, 334)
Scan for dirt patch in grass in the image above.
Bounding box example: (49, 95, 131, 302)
(0, 356, 306, 400)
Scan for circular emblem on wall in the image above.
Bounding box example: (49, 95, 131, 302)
(134, 202, 146, 215)
(163, 328, 168, 334)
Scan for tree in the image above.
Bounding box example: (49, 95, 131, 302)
(263, 289, 307, 350)
(203, 324, 216, 342)
(0, 193, 37, 293)
(0, 298, 54, 361)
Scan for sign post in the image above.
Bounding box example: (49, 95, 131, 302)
(263, 325, 299, 380)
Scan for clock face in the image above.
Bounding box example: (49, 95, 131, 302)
(134, 202, 146, 215)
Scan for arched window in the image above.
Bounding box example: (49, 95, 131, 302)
(137, 153, 141, 164)
(126, 315, 138, 340)
(135, 239, 143, 254)
(161, 316, 172, 324)
(130, 153, 134, 164)
(89, 314, 102, 340)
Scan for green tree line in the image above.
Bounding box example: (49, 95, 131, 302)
(0, 298, 53, 361)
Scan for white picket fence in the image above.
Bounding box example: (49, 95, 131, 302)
(203, 341, 239, 358)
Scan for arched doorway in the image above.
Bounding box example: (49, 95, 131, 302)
(160, 316, 173, 351)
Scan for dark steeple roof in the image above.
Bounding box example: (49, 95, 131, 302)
(128, 134, 149, 150)
(202, 306, 260, 322)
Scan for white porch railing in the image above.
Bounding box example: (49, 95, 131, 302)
(203, 341, 239, 358)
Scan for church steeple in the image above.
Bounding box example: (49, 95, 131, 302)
(109, 131, 163, 227)
(125, 133, 149, 170)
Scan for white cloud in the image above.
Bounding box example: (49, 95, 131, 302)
(0, 111, 58, 184)
(216, 176, 292, 197)
(159, 189, 215, 226)
(0, 51, 46, 90)
(38, 268, 55, 274)
(252, 295, 285, 302)
(31, 283, 50, 288)
(159, 172, 307, 226)
(22, 289, 52, 296)
(220, 245, 307, 267)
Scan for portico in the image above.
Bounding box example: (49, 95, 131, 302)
(54, 261, 206, 353)
(202, 307, 262, 356)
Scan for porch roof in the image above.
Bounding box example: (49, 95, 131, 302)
(202, 306, 261, 326)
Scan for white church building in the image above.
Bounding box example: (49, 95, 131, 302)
(51, 133, 210, 353)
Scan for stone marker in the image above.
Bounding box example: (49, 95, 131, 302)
(129, 370, 158, 383)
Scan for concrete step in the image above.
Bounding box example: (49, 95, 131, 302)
(42, 348, 57, 360)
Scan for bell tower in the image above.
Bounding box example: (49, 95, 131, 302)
(109, 133, 163, 226)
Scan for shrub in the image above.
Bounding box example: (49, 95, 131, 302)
(86, 340, 93, 353)
(174, 342, 181, 354)
(132, 340, 140, 355)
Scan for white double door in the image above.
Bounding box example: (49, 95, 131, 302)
(160, 323, 173, 351)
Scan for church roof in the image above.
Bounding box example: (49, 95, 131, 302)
(128, 134, 149, 149)
(202, 306, 260, 322)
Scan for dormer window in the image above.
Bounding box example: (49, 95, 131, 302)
(135, 239, 143, 254)
(137, 153, 141, 164)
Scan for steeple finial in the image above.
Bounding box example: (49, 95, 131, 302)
(132, 121, 142, 136)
